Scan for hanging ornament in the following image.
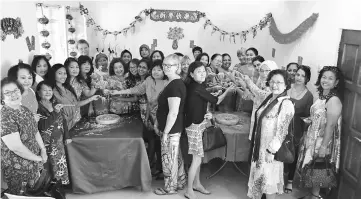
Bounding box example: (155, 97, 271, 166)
(68, 39, 75, 45)
(66, 14, 73, 21)
(211, 26, 217, 35)
(68, 26, 76, 33)
(41, 41, 51, 49)
(37, 4, 49, 25)
(70, 51, 77, 57)
(40, 30, 49, 37)
(251, 26, 257, 38)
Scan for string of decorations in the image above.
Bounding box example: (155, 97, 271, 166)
(79, 3, 272, 43)
(36, 3, 51, 52)
(269, 13, 319, 44)
(66, 6, 78, 57)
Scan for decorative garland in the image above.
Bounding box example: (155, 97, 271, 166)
(79, 3, 272, 43)
(1, 17, 24, 41)
(66, 6, 78, 57)
(269, 13, 319, 44)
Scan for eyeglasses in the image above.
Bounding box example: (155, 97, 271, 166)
(162, 64, 178, 69)
(269, 81, 285, 85)
(3, 89, 21, 97)
(287, 69, 297, 73)
(260, 69, 271, 73)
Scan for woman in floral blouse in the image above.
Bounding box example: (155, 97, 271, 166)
(1, 78, 47, 194)
(105, 58, 137, 114)
(36, 81, 70, 185)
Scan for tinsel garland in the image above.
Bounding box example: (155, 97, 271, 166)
(269, 13, 319, 44)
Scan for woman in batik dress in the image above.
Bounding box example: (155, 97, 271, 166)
(244, 70, 294, 199)
(36, 81, 70, 185)
(294, 66, 343, 199)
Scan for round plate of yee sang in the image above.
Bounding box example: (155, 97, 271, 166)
(215, 113, 240, 126)
(96, 114, 120, 125)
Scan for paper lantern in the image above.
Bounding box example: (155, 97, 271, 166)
(40, 30, 49, 37)
(41, 42, 51, 49)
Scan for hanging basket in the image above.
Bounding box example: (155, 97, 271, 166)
(38, 16, 49, 25)
(40, 30, 49, 37)
(68, 39, 76, 45)
(70, 51, 77, 57)
(66, 14, 73, 21)
(41, 42, 51, 49)
(68, 27, 76, 33)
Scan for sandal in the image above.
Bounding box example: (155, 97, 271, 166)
(193, 187, 211, 195)
(154, 187, 177, 195)
(184, 192, 197, 199)
(284, 180, 293, 194)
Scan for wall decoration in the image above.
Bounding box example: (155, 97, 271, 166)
(1, 17, 24, 41)
(269, 13, 319, 44)
(272, 48, 276, 58)
(66, 6, 78, 57)
(36, 3, 51, 57)
(78, 3, 271, 43)
(150, 9, 202, 23)
(189, 40, 195, 48)
(25, 36, 35, 52)
(167, 27, 184, 50)
(298, 56, 303, 65)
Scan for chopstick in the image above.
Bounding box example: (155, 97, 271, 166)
(62, 104, 75, 107)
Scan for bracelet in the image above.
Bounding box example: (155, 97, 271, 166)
(266, 149, 276, 155)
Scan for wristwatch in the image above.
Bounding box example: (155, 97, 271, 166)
(266, 149, 275, 155)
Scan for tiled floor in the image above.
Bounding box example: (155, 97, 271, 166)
(67, 159, 307, 199)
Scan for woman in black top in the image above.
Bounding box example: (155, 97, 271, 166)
(154, 54, 187, 195)
(184, 61, 235, 199)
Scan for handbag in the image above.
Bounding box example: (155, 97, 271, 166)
(202, 119, 227, 152)
(23, 161, 66, 199)
(301, 157, 337, 188)
(274, 99, 295, 163)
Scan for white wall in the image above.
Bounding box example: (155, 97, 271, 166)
(266, 0, 361, 95)
(1, 0, 361, 96)
(0, 1, 40, 78)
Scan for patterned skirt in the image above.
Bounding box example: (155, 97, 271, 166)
(185, 120, 207, 157)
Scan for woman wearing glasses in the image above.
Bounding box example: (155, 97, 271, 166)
(1, 78, 47, 194)
(243, 70, 295, 199)
(154, 54, 186, 195)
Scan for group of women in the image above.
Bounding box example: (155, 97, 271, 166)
(1, 39, 343, 199)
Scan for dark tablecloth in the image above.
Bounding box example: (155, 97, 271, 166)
(66, 115, 151, 194)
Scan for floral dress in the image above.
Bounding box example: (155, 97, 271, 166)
(37, 103, 70, 185)
(53, 88, 81, 131)
(293, 94, 341, 187)
(1, 106, 43, 194)
(106, 75, 134, 114)
(247, 96, 294, 199)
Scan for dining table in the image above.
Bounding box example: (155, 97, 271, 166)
(66, 114, 152, 194)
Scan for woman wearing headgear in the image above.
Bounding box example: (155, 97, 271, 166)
(94, 52, 109, 75)
(139, 44, 151, 60)
(294, 66, 343, 199)
(244, 69, 295, 199)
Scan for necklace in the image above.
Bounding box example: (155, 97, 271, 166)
(319, 90, 336, 100)
(290, 86, 306, 99)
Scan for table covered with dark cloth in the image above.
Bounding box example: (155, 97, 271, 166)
(66, 115, 151, 194)
(203, 111, 251, 163)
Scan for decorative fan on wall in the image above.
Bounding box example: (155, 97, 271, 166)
(1, 17, 24, 41)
